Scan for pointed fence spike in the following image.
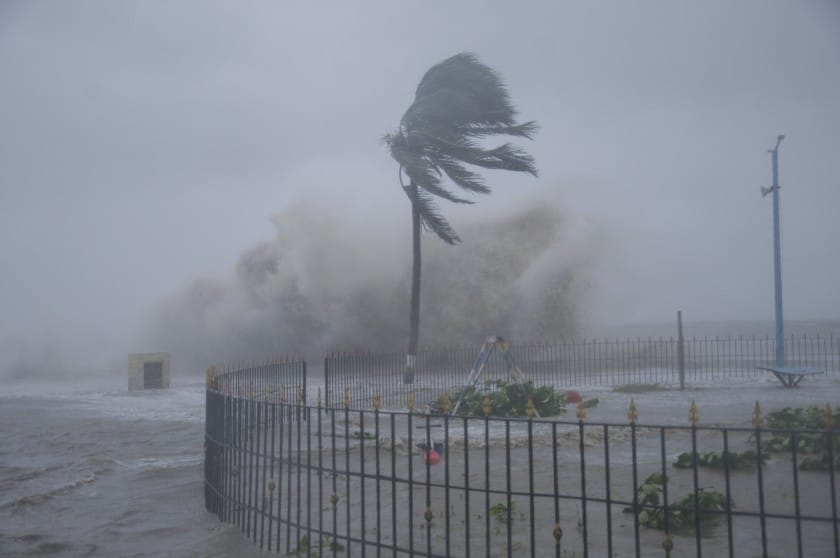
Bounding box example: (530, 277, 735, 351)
(373, 392, 381, 411)
(689, 400, 699, 426)
(407, 391, 415, 413)
(483, 396, 492, 417)
(825, 403, 835, 430)
(576, 400, 587, 421)
(316, 387, 322, 408)
(526, 398, 537, 419)
(752, 401, 764, 428)
(628, 399, 638, 424)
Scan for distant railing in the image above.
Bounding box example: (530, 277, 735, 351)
(324, 335, 840, 409)
(204, 361, 840, 557)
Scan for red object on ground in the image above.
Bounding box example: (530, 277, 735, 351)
(565, 390, 582, 404)
(423, 450, 441, 465)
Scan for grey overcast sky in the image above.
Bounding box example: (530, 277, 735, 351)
(1, 1, 839, 373)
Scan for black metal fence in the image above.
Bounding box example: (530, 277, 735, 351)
(325, 335, 840, 409)
(205, 362, 840, 557)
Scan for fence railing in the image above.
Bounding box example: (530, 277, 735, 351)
(325, 335, 840, 409)
(205, 362, 840, 557)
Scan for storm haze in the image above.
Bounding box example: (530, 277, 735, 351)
(2, 1, 839, 379)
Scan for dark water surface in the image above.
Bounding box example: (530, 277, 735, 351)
(0, 382, 261, 557)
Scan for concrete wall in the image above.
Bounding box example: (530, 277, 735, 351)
(128, 352, 170, 390)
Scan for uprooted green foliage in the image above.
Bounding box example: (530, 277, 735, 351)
(489, 501, 516, 525)
(753, 405, 840, 471)
(623, 473, 729, 530)
(673, 450, 765, 470)
(438, 380, 597, 418)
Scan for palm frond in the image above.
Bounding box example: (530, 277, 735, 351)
(416, 131, 538, 177)
(385, 52, 538, 244)
(407, 186, 461, 245)
(459, 120, 539, 140)
(428, 154, 490, 194)
(402, 52, 520, 130)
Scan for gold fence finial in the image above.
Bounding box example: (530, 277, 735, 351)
(576, 400, 587, 421)
(279, 384, 286, 403)
(689, 400, 699, 426)
(297, 386, 304, 403)
(662, 533, 674, 554)
(825, 403, 835, 430)
(441, 393, 451, 414)
(407, 391, 415, 412)
(343, 388, 350, 410)
(373, 392, 381, 411)
(553, 523, 563, 543)
(483, 396, 492, 417)
(752, 400, 764, 428)
(526, 398, 537, 418)
(628, 399, 638, 424)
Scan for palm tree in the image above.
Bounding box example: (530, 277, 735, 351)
(384, 52, 538, 384)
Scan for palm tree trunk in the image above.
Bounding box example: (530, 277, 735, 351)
(405, 182, 421, 384)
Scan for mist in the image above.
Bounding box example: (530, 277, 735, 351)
(140, 197, 604, 373)
(2, 1, 839, 382)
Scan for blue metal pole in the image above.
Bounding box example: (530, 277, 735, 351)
(769, 136, 785, 366)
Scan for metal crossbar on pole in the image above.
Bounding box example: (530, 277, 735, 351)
(450, 336, 522, 417)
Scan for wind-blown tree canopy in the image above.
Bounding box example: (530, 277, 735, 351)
(385, 52, 538, 244)
(384, 52, 538, 383)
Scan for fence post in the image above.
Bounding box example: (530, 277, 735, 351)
(677, 311, 686, 390)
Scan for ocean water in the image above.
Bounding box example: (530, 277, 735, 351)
(2, 320, 838, 556)
(0, 380, 263, 557)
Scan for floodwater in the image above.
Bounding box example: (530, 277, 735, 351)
(2, 366, 839, 556)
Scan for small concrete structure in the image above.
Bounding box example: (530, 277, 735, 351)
(128, 352, 170, 390)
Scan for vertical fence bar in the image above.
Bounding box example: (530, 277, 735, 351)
(485, 410, 491, 558)
(553, 422, 561, 558)
(408, 408, 415, 555)
(277, 398, 286, 552)
(631, 412, 640, 558)
(505, 419, 512, 558)
(317, 394, 324, 558)
(603, 424, 613, 558)
(578, 416, 588, 558)
(330, 405, 337, 558)
(253, 400, 262, 546)
(286, 393, 295, 551)
(791, 431, 803, 557)
(691, 419, 701, 558)
(659, 427, 671, 554)
(374, 400, 381, 557)
(268, 402, 276, 552)
(464, 415, 471, 558)
(360, 410, 367, 557)
(755, 424, 768, 556)
(528, 416, 536, 558)
(296, 389, 303, 552)
(722, 429, 734, 557)
(444, 412, 451, 557)
(390, 412, 397, 553)
(827, 427, 839, 556)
